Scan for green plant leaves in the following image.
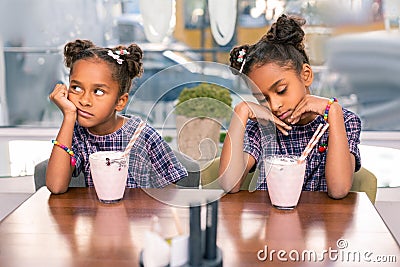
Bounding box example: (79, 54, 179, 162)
(175, 83, 232, 119)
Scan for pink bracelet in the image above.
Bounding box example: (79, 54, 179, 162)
(323, 97, 337, 121)
(52, 140, 76, 166)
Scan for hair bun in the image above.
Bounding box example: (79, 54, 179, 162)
(113, 44, 144, 79)
(229, 45, 250, 71)
(64, 39, 95, 68)
(266, 14, 306, 51)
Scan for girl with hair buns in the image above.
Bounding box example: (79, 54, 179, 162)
(47, 39, 187, 194)
(219, 14, 361, 199)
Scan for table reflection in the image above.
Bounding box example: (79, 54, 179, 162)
(218, 192, 356, 266)
(302, 197, 355, 255)
(265, 208, 305, 252)
(48, 194, 138, 262)
(1, 188, 399, 267)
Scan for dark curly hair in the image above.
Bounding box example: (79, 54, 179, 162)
(230, 14, 309, 76)
(63, 39, 143, 96)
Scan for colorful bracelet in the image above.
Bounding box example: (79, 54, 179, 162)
(323, 97, 338, 122)
(52, 140, 76, 166)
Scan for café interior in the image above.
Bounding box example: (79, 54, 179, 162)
(0, 0, 399, 266)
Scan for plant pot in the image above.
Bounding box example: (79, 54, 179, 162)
(176, 115, 221, 163)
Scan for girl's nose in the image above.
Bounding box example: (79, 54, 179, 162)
(270, 97, 282, 112)
(79, 92, 92, 107)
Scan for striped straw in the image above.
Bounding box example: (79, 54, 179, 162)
(123, 120, 146, 158)
(298, 123, 330, 163)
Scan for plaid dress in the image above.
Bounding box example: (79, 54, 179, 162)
(243, 108, 361, 191)
(72, 115, 188, 188)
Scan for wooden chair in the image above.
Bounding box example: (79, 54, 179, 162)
(200, 157, 378, 203)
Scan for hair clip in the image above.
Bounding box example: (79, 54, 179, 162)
(107, 50, 124, 64)
(237, 49, 246, 63)
(115, 49, 130, 56)
(237, 49, 246, 73)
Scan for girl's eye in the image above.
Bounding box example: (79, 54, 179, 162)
(94, 89, 104, 96)
(277, 87, 287, 95)
(71, 86, 83, 93)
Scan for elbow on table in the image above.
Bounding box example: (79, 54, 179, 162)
(327, 189, 350, 200)
(46, 182, 69, 195)
(218, 174, 241, 194)
(226, 187, 241, 194)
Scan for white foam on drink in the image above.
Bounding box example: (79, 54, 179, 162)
(90, 151, 122, 160)
(266, 156, 298, 166)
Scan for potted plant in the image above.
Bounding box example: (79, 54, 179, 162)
(175, 83, 232, 162)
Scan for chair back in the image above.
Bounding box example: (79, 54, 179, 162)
(34, 159, 86, 191)
(351, 166, 377, 204)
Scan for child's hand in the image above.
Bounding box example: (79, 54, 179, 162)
(243, 101, 292, 135)
(49, 83, 77, 116)
(288, 95, 329, 125)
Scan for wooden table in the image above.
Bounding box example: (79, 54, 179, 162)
(0, 187, 399, 266)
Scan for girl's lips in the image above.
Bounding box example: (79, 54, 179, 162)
(77, 109, 94, 118)
(278, 111, 291, 121)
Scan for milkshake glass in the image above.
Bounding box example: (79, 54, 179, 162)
(265, 155, 306, 210)
(89, 151, 129, 203)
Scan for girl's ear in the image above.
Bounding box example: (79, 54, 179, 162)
(115, 93, 129, 111)
(301, 63, 314, 87)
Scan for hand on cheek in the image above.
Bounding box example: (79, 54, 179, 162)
(49, 84, 77, 115)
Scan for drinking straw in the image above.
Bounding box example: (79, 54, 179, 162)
(301, 123, 323, 158)
(123, 120, 146, 158)
(298, 123, 329, 163)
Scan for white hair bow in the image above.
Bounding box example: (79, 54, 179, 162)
(107, 50, 129, 64)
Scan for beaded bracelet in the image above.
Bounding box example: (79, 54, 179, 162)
(323, 97, 338, 122)
(52, 140, 76, 166)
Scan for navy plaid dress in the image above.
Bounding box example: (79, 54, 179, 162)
(243, 108, 361, 191)
(71, 115, 188, 188)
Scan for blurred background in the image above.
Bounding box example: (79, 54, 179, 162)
(1, 0, 399, 129)
(2, 0, 400, 245)
(0, 0, 399, 182)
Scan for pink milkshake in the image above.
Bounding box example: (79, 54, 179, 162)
(89, 151, 129, 203)
(265, 156, 306, 210)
